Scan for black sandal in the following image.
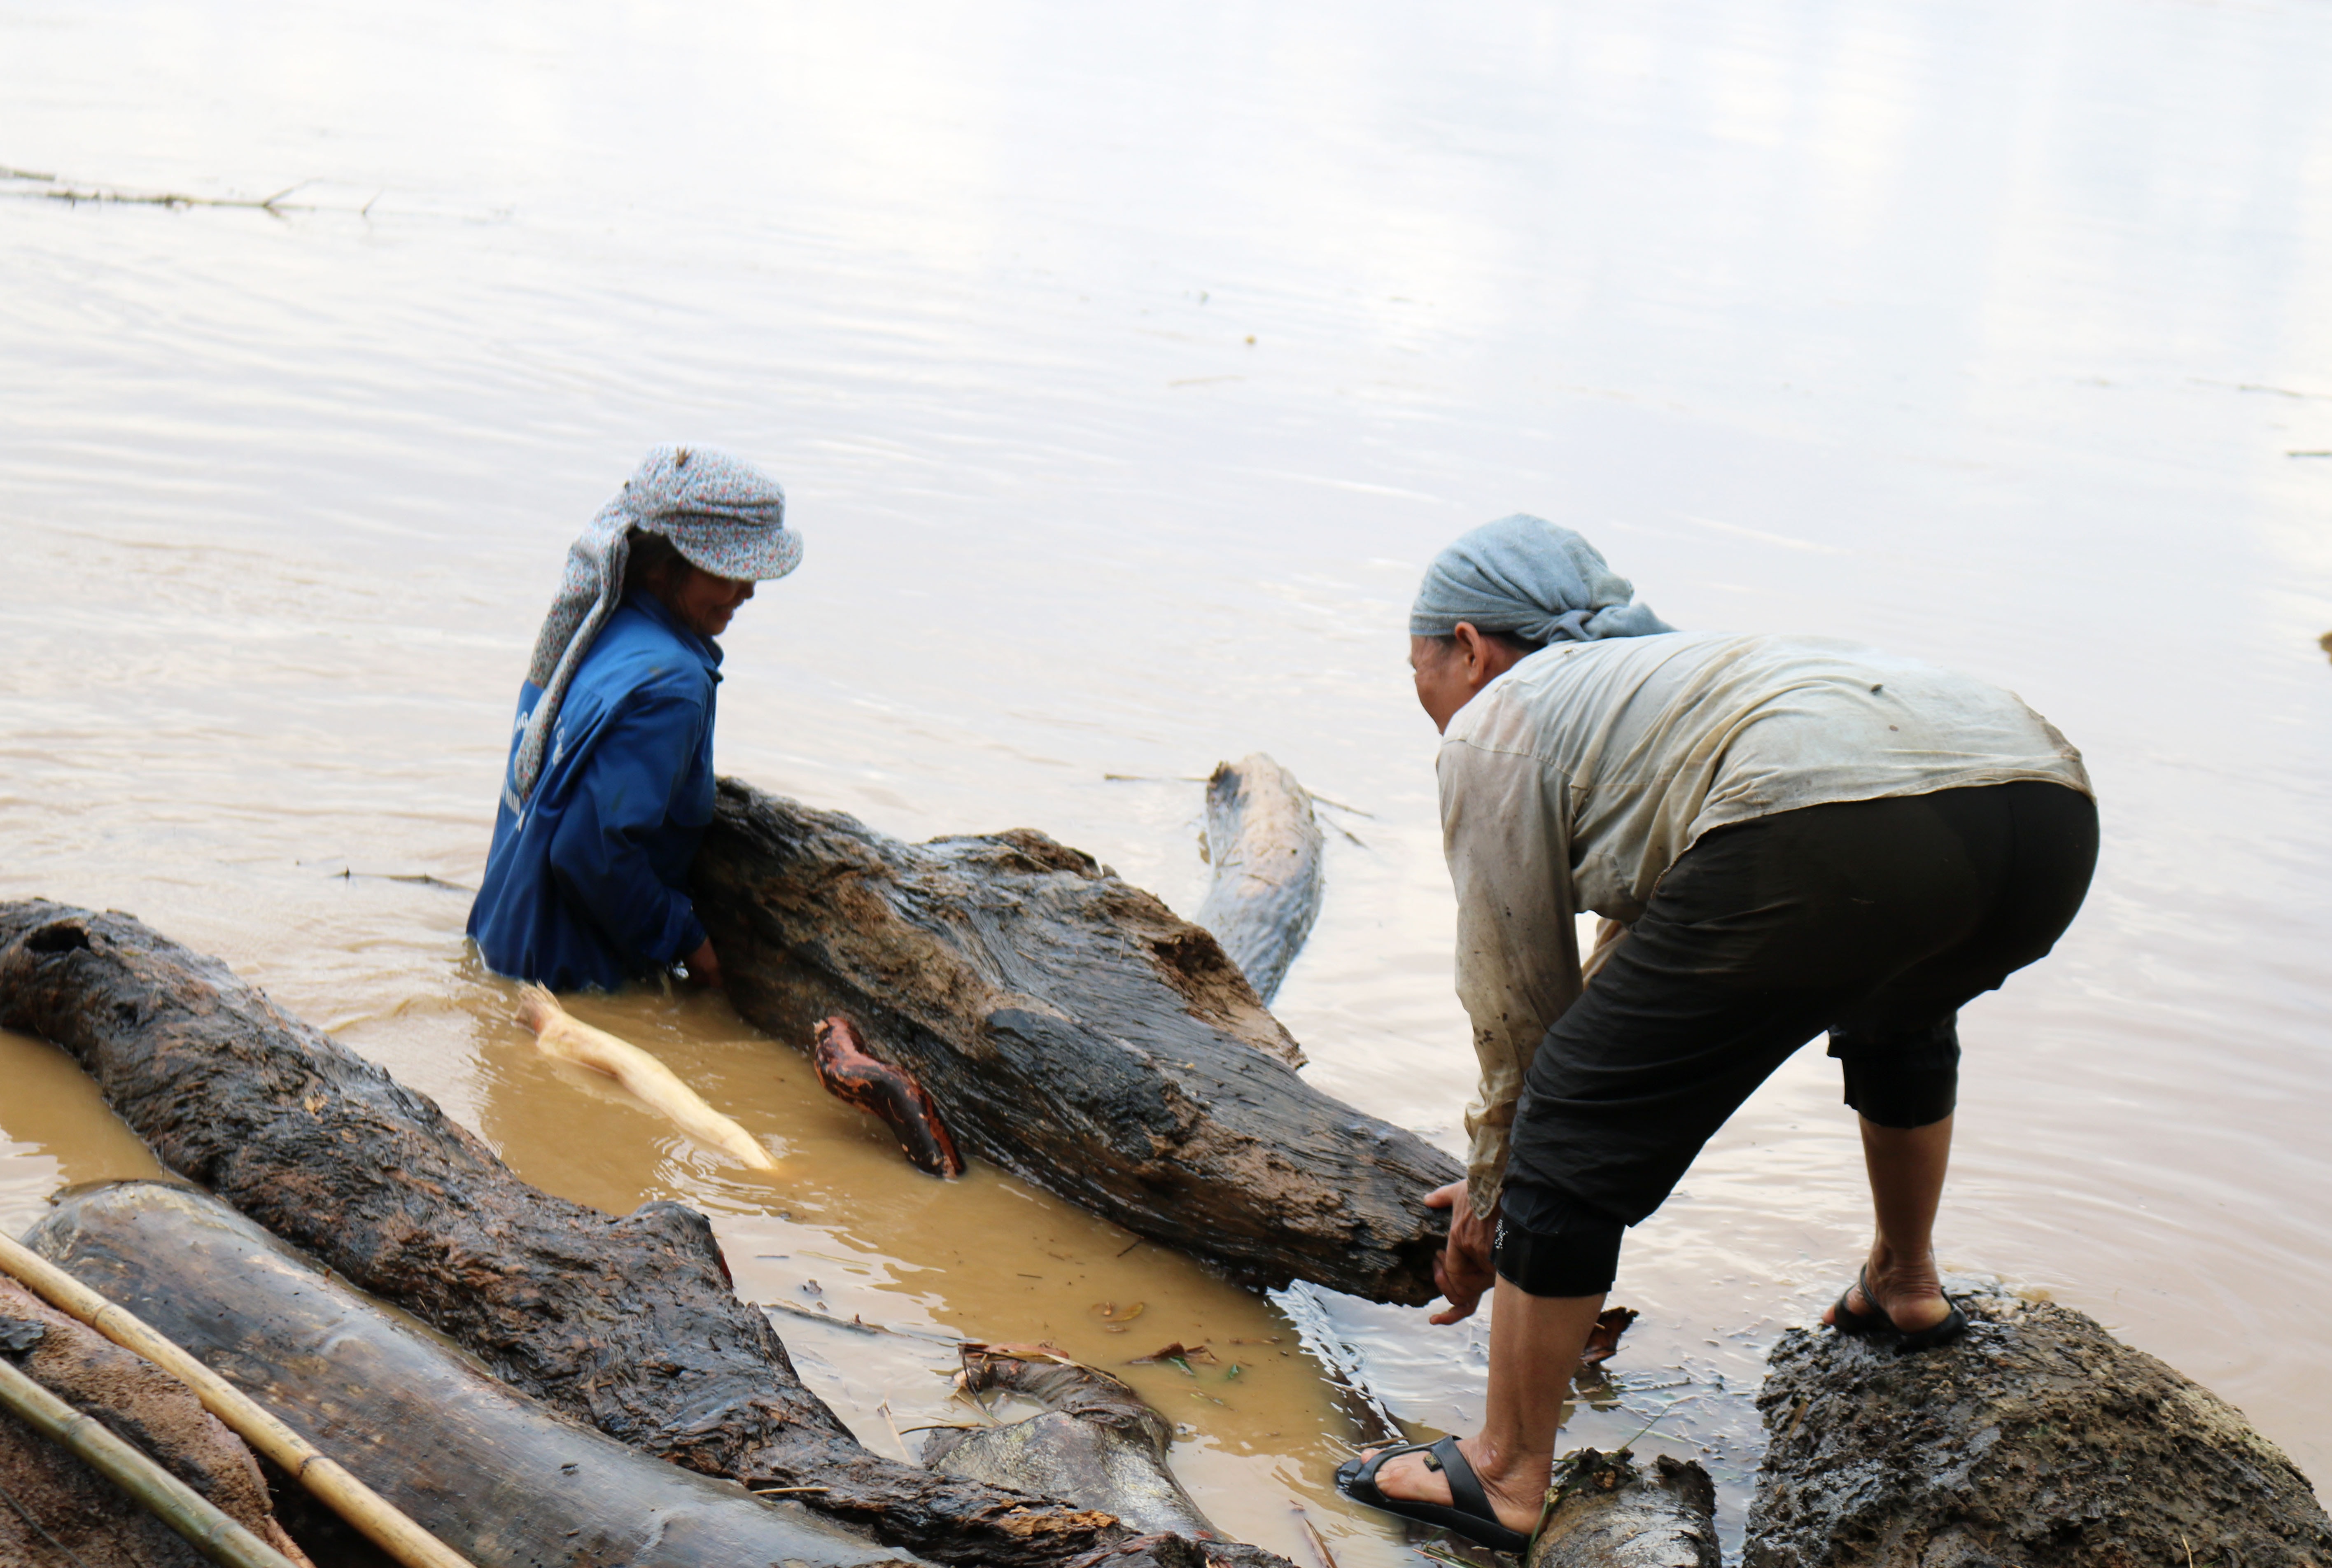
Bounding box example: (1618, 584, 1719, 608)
(1831, 1266, 1968, 1352)
(1334, 1435, 1532, 1554)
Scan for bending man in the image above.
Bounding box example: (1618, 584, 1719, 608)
(468, 445, 802, 992)
(1336, 514, 2096, 1550)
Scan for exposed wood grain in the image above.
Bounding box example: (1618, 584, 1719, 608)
(692, 779, 1461, 1305)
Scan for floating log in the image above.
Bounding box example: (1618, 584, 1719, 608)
(1524, 1449, 1719, 1568)
(925, 1346, 1215, 1540)
(1747, 1284, 2332, 1567)
(1193, 755, 1324, 1006)
(692, 779, 1461, 1305)
(2, 1277, 311, 1568)
(0, 900, 1265, 1568)
(25, 1181, 920, 1568)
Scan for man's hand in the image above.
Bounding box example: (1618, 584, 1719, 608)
(683, 937, 725, 990)
(1426, 1179, 1497, 1325)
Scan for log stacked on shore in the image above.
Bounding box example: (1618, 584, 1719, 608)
(1749, 1285, 2332, 1567)
(693, 779, 1461, 1305)
(0, 899, 1280, 1568)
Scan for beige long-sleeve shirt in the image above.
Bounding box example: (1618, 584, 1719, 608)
(1439, 631, 2091, 1217)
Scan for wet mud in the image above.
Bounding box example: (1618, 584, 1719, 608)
(692, 778, 1460, 1305)
(1748, 1284, 2332, 1567)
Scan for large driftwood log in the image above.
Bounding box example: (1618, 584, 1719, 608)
(692, 779, 1460, 1305)
(1747, 1285, 2332, 1567)
(0, 900, 1245, 1568)
(26, 1182, 918, 1568)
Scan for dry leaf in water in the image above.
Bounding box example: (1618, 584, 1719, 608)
(1579, 1305, 1638, 1367)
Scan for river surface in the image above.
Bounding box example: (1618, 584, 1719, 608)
(3, 0, 2330, 1560)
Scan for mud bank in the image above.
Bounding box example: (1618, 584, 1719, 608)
(0, 899, 1284, 1568)
(693, 779, 1460, 1305)
(1748, 1285, 2332, 1567)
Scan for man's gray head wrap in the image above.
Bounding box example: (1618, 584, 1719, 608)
(1409, 514, 1672, 647)
(506, 445, 800, 809)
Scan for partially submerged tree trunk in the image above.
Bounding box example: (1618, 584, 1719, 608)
(0, 900, 1261, 1568)
(1525, 1448, 1719, 1568)
(692, 779, 1461, 1306)
(1747, 1285, 2332, 1567)
(26, 1181, 919, 1568)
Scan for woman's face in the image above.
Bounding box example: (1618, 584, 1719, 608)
(1410, 625, 1527, 734)
(663, 564, 756, 638)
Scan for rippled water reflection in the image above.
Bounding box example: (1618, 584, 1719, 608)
(3, 0, 2330, 1559)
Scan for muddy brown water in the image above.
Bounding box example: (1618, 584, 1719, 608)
(3, 2, 2330, 1563)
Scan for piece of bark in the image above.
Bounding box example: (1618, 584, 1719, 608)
(27, 1181, 921, 1568)
(1747, 1284, 2332, 1567)
(0, 900, 1269, 1568)
(1525, 1447, 1720, 1568)
(925, 1346, 1215, 1540)
(692, 779, 1462, 1305)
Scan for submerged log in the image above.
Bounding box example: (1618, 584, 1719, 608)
(1747, 1284, 2332, 1567)
(2, 1277, 312, 1568)
(1524, 1449, 1719, 1568)
(692, 779, 1460, 1305)
(25, 1181, 915, 1568)
(0, 899, 1251, 1568)
(814, 1015, 963, 1178)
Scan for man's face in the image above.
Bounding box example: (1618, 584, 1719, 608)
(669, 565, 756, 638)
(1411, 635, 1471, 734)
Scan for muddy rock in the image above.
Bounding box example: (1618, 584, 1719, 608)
(1526, 1447, 1720, 1568)
(1747, 1284, 2332, 1567)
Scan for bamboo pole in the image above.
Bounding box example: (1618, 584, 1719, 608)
(0, 1233, 474, 1568)
(0, 1354, 299, 1568)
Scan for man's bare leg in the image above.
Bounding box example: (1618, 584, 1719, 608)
(1823, 1112, 1954, 1333)
(1362, 1282, 1607, 1535)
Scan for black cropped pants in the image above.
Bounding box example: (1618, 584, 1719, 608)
(1493, 780, 2098, 1299)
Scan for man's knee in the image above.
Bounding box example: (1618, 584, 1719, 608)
(1829, 1020, 1959, 1129)
(1493, 1182, 1625, 1297)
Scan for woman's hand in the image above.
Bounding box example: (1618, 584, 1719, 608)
(1425, 1180, 1498, 1325)
(684, 937, 725, 990)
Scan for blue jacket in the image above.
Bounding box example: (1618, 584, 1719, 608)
(468, 592, 721, 990)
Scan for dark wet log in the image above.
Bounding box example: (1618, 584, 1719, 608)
(692, 779, 1462, 1306)
(25, 1182, 917, 1568)
(815, 1015, 963, 1177)
(1525, 1449, 1718, 1568)
(925, 1346, 1214, 1540)
(1747, 1285, 2332, 1567)
(0, 899, 1217, 1568)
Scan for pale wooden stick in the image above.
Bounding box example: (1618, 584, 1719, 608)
(0, 1356, 300, 1568)
(0, 1232, 475, 1568)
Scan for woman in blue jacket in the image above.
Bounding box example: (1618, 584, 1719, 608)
(468, 445, 801, 992)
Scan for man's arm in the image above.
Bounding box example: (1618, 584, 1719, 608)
(1434, 736, 1583, 1318)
